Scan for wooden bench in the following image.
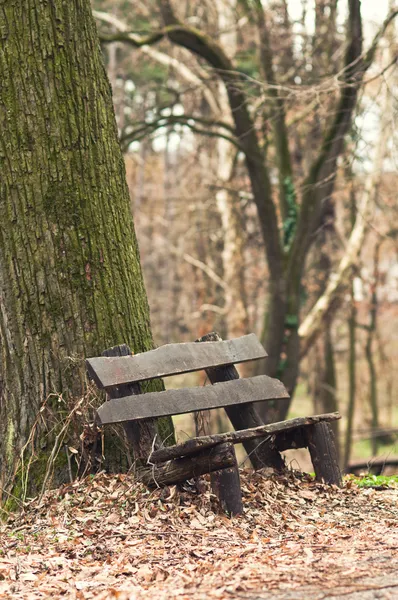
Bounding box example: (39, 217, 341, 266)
(87, 333, 341, 515)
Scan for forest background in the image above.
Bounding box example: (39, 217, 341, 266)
(91, 0, 398, 473)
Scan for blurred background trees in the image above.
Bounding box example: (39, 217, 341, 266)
(93, 0, 398, 472)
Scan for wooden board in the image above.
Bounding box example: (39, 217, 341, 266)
(149, 413, 341, 463)
(96, 374, 289, 424)
(86, 334, 267, 389)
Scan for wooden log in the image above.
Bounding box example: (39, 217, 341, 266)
(96, 374, 289, 424)
(346, 457, 398, 476)
(87, 334, 267, 389)
(197, 332, 285, 471)
(139, 443, 236, 488)
(305, 422, 342, 486)
(210, 443, 243, 516)
(150, 413, 341, 463)
(101, 345, 158, 462)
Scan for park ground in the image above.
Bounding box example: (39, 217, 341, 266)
(0, 470, 397, 600)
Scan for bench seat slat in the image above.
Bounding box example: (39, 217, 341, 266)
(96, 374, 288, 424)
(86, 334, 267, 389)
(149, 412, 341, 463)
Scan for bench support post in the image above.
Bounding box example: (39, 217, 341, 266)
(305, 422, 342, 486)
(103, 345, 158, 464)
(197, 332, 285, 471)
(210, 443, 243, 516)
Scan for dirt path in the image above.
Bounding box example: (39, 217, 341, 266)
(1, 471, 397, 599)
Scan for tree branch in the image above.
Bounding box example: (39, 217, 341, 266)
(98, 29, 165, 47)
(298, 183, 371, 357)
(288, 3, 398, 284)
(120, 114, 243, 151)
(169, 247, 227, 291)
(299, 32, 394, 356)
(155, 0, 283, 282)
(94, 10, 221, 116)
(123, 113, 237, 136)
(252, 0, 294, 222)
(139, 210, 227, 289)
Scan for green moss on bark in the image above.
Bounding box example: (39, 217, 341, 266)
(0, 0, 174, 500)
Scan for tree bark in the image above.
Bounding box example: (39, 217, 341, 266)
(344, 292, 357, 470)
(0, 0, 173, 499)
(365, 248, 380, 457)
(343, 174, 358, 471)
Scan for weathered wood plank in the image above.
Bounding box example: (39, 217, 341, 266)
(86, 334, 267, 389)
(96, 375, 289, 425)
(139, 443, 236, 488)
(197, 331, 285, 472)
(149, 413, 341, 463)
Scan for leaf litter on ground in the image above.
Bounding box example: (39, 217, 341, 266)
(0, 469, 397, 599)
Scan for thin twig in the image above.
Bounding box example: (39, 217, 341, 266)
(64, 445, 74, 483)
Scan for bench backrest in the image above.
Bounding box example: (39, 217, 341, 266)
(86, 334, 289, 426)
(87, 334, 266, 388)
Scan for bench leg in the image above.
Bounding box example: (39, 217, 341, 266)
(211, 443, 243, 516)
(305, 422, 342, 486)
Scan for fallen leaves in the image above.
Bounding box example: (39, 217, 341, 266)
(0, 470, 397, 599)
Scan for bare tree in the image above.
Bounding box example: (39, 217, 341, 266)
(97, 0, 398, 423)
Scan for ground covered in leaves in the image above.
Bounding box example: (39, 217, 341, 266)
(1, 471, 397, 599)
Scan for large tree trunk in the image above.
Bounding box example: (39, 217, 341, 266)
(0, 0, 172, 499)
